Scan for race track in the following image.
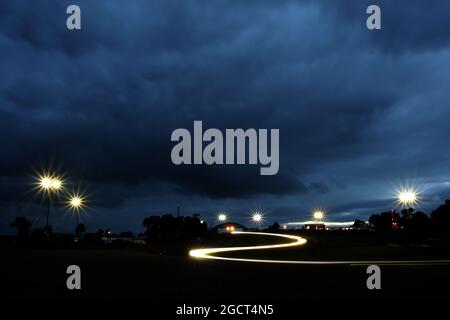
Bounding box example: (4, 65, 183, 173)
(189, 231, 450, 266)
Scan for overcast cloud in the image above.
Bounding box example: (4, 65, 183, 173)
(1, 0, 450, 233)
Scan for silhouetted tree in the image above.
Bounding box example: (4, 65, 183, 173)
(10, 217, 32, 239)
(410, 211, 431, 233)
(396, 210, 430, 237)
(143, 216, 161, 240)
(400, 208, 415, 220)
(369, 211, 400, 231)
(353, 219, 368, 230)
(142, 214, 207, 242)
(431, 200, 450, 235)
(370, 208, 432, 240)
(161, 214, 176, 239)
(368, 214, 379, 228)
(266, 222, 280, 231)
(353, 219, 365, 227)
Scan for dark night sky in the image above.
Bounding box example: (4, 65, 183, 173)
(1, 0, 450, 233)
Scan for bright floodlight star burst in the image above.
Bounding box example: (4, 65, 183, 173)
(37, 173, 64, 193)
(40, 176, 53, 190)
(68, 194, 85, 211)
(396, 188, 419, 207)
(252, 212, 263, 223)
(252, 213, 262, 222)
(218, 213, 227, 222)
(70, 197, 82, 208)
(51, 179, 62, 190)
(313, 210, 324, 221)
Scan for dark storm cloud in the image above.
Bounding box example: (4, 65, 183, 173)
(1, 0, 450, 222)
(321, 0, 450, 54)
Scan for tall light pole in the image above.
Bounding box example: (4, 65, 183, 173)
(68, 193, 85, 227)
(38, 175, 63, 235)
(394, 187, 419, 230)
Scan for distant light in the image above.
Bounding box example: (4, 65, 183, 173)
(396, 188, 419, 207)
(286, 221, 355, 227)
(51, 178, 62, 190)
(70, 197, 82, 208)
(250, 209, 265, 225)
(218, 213, 227, 222)
(313, 210, 324, 221)
(40, 177, 53, 190)
(68, 193, 85, 211)
(252, 212, 263, 223)
(37, 173, 63, 192)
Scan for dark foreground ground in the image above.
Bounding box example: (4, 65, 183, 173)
(2, 250, 450, 300)
(1, 233, 449, 304)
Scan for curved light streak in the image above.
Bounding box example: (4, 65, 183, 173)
(189, 231, 450, 266)
(190, 231, 306, 260)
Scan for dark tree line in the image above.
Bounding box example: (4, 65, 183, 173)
(10, 217, 32, 245)
(9, 200, 450, 243)
(369, 200, 450, 237)
(9, 217, 87, 237)
(431, 200, 450, 234)
(142, 214, 207, 241)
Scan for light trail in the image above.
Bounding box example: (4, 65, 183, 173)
(190, 231, 307, 261)
(189, 231, 450, 266)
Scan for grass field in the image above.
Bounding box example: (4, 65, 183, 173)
(211, 232, 450, 261)
(1, 232, 449, 302)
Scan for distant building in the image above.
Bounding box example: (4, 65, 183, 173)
(353, 219, 369, 231)
(303, 223, 325, 231)
(213, 222, 247, 234)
